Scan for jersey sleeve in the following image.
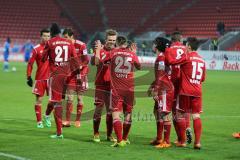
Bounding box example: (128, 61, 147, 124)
(26, 49, 37, 78)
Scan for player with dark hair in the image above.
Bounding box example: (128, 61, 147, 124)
(99, 36, 141, 147)
(62, 28, 89, 128)
(27, 28, 54, 128)
(148, 37, 174, 148)
(167, 31, 192, 145)
(91, 29, 118, 143)
(42, 23, 79, 139)
(166, 37, 206, 149)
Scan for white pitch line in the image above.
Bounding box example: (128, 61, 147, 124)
(0, 152, 31, 160)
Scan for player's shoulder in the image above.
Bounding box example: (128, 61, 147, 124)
(33, 44, 41, 49)
(75, 40, 86, 46)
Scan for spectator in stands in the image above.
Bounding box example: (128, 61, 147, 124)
(3, 37, 11, 72)
(22, 40, 34, 63)
(217, 21, 225, 36)
(211, 38, 218, 51)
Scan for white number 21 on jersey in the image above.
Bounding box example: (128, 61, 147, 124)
(55, 46, 68, 62)
(192, 62, 204, 80)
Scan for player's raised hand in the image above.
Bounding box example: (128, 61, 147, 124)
(129, 42, 137, 53)
(27, 76, 33, 87)
(95, 40, 103, 51)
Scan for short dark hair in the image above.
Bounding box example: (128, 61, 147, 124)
(116, 36, 127, 46)
(6, 37, 11, 43)
(63, 28, 74, 37)
(187, 37, 199, 51)
(153, 37, 171, 52)
(40, 28, 50, 36)
(50, 23, 61, 37)
(171, 31, 182, 42)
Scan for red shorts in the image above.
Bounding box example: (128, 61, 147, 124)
(94, 85, 111, 108)
(32, 80, 49, 97)
(66, 74, 88, 93)
(154, 90, 174, 113)
(49, 76, 67, 102)
(111, 89, 134, 113)
(178, 95, 202, 114)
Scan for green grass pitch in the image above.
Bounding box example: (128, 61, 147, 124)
(0, 62, 240, 160)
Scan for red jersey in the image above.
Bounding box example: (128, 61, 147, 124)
(166, 42, 187, 84)
(74, 40, 89, 75)
(42, 36, 78, 74)
(103, 47, 140, 91)
(179, 51, 206, 97)
(27, 43, 49, 80)
(92, 47, 111, 87)
(152, 52, 174, 92)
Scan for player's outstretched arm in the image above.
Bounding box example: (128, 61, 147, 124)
(26, 50, 36, 87)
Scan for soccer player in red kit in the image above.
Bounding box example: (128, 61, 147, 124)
(148, 37, 174, 148)
(99, 36, 141, 147)
(91, 29, 118, 143)
(62, 28, 89, 128)
(42, 23, 79, 139)
(168, 32, 192, 144)
(26, 29, 54, 128)
(175, 37, 206, 149)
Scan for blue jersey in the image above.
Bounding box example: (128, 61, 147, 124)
(4, 42, 10, 55)
(23, 43, 34, 56)
(3, 41, 10, 61)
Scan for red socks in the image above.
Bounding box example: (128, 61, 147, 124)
(45, 102, 54, 116)
(35, 104, 42, 122)
(113, 119, 122, 142)
(176, 118, 186, 144)
(66, 102, 73, 121)
(185, 113, 191, 129)
(163, 121, 171, 144)
(156, 121, 164, 141)
(193, 118, 202, 144)
(106, 113, 113, 137)
(76, 104, 83, 121)
(93, 114, 101, 135)
(54, 106, 63, 135)
(123, 121, 131, 140)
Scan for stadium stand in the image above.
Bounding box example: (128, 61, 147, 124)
(0, 0, 75, 44)
(228, 41, 240, 51)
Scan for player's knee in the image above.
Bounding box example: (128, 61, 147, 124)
(67, 95, 74, 102)
(124, 113, 132, 123)
(192, 113, 200, 120)
(36, 96, 43, 105)
(163, 113, 171, 121)
(112, 111, 121, 120)
(176, 111, 185, 120)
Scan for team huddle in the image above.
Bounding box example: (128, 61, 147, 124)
(26, 23, 206, 149)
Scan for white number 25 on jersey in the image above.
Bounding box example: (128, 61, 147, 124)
(115, 56, 132, 74)
(55, 46, 68, 62)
